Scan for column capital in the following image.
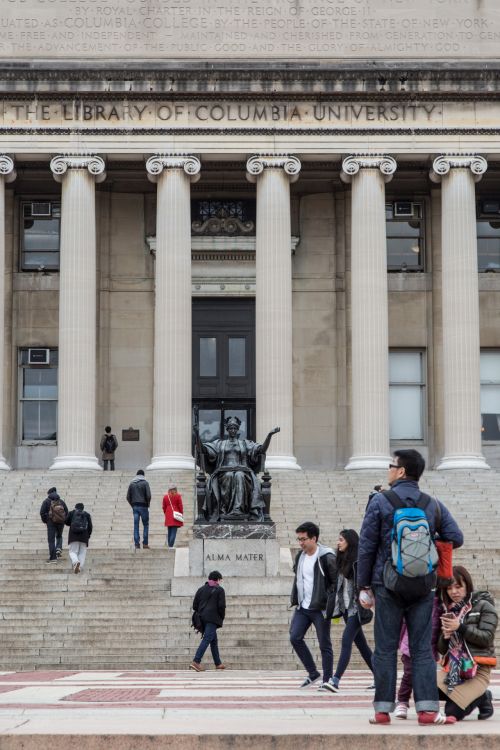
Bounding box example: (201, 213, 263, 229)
(246, 154, 301, 184)
(146, 153, 201, 184)
(0, 155, 16, 183)
(430, 154, 488, 184)
(341, 154, 397, 184)
(50, 154, 106, 184)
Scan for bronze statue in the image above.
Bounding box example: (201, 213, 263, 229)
(193, 417, 279, 523)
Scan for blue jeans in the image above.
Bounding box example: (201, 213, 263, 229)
(193, 622, 221, 666)
(166, 527, 178, 547)
(334, 612, 373, 679)
(290, 607, 333, 682)
(133, 506, 149, 547)
(373, 585, 438, 713)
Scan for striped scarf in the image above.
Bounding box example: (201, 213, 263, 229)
(444, 598, 475, 693)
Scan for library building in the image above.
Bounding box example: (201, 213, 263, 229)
(0, 0, 499, 472)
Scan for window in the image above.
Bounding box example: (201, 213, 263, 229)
(21, 200, 60, 271)
(389, 351, 425, 440)
(386, 202, 424, 271)
(19, 349, 58, 441)
(477, 200, 500, 271)
(480, 351, 500, 440)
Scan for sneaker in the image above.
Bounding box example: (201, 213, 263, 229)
(394, 702, 409, 719)
(143, 544, 151, 549)
(318, 679, 339, 694)
(478, 690, 494, 720)
(55, 548, 62, 558)
(74, 561, 80, 574)
(418, 711, 457, 725)
(134, 545, 140, 549)
(369, 712, 391, 725)
(189, 661, 205, 672)
(299, 673, 320, 688)
(46, 558, 58, 563)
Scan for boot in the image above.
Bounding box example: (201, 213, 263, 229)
(478, 690, 494, 720)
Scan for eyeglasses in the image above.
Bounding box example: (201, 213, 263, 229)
(388, 463, 399, 469)
(296, 537, 309, 543)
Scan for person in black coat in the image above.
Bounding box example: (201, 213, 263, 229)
(64, 502, 93, 574)
(40, 487, 69, 563)
(190, 571, 226, 672)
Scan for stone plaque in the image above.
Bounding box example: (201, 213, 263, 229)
(189, 538, 280, 577)
(1, 0, 500, 61)
(122, 428, 140, 441)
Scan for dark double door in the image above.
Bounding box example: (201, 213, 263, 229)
(192, 298, 255, 442)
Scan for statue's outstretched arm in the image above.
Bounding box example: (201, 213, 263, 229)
(260, 426, 280, 454)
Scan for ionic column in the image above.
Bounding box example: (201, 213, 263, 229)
(430, 155, 489, 470)
(341, 154, 397, 470)
(146, 154, 201, 470)
(0, 156, 16, 471)
(49, 154, 106, 471)
(246, 154, 301, 470)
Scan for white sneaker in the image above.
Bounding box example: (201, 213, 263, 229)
(395, 702, 408, 719)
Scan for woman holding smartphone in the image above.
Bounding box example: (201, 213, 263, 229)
(437, 565, 497, 721)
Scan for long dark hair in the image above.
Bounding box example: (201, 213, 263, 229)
(336, 529, 359, 579)
(441, 565, 474, 608)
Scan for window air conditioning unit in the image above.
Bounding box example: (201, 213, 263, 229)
(31, 202, 51, 217)
(394, 201, 414, 217)
(480, 200, 500, 216)
(28, 348, 50, 365)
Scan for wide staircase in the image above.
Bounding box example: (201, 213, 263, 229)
(0, 469, 498, 671)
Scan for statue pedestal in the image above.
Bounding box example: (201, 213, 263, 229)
(173, 523, 293, 593)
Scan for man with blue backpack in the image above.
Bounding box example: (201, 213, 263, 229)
(357, 449, 463, 726)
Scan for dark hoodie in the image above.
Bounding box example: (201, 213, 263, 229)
(65, 503, 93, 546)
(40, 488, 68, 525)
(438, 591, 498, 660)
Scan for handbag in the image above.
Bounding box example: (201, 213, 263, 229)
(434, 501, 453, 582)
(168, 494, 184, 524)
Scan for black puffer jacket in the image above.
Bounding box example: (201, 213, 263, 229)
(438, 591, 498, 660)
(193, 583, 226, 628)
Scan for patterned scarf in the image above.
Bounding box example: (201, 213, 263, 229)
(444, 597, 474, 693)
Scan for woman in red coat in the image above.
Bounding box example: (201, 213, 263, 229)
(162, 486, 184, 548)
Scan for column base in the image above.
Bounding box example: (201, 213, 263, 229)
(49, 455, 102, 471)
(437, 454, 490, 471)
(264, 455, 301, 471)
(345, 455, 391, 471)
(147, 454, 195, 471)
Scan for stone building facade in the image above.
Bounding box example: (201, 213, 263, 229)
(0, 0, 500, 471)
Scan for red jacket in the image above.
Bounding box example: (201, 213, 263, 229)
(162, 492, 184, 527)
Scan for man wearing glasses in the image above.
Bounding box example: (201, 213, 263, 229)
(358, 449, 463, 725)
(290, 521, 338, 692)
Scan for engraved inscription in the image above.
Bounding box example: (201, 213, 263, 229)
(0, 0, 499, 60)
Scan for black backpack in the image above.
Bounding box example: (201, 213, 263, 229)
(103, 434, 116, 453)
(70, 509, 88, 534)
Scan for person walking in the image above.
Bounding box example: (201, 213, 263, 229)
(100, 425, 118, 470)
(127, 469, 152, 549)
(289, 521, 337, 691)
(40, 487, 68, 563)
(65, 502, 93, 574)
(358, 449, 464, 726)
(162, 485, 184, 548)
(437, 565, 497, 721)
(190, 571, 226, 672)
(329, 529, 374, 692)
